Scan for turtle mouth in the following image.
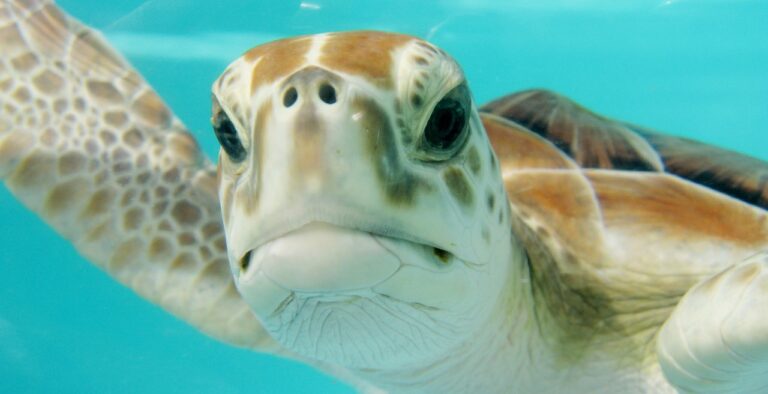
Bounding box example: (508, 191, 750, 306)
(233, 221, 478, 353)
(226, 200, 476, 262)
(236, 221, 456, 294)
(239, 251, 253, 272)
(237, 220, 457, 272)
(238, 239, 454, 272)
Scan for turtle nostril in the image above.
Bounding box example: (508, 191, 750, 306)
(283, 87, 298, 107)
(318, 83, 337, 104)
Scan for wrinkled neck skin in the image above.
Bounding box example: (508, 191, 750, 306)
(345, 244, 537, 393)
(329, 245, 675, 394)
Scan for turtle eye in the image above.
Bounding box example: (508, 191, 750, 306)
(212, 111, 247, 163)
(420, 84, 470, 159)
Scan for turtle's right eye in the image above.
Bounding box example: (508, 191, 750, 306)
(212, 111, 247, 163)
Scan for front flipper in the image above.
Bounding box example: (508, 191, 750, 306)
(0, 0, 274, 349)
(657, 252, 768, 393)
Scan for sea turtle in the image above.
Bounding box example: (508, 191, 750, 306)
(2, 0, 767, 392)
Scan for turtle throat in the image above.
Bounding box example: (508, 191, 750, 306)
(350, 243, 537, 392)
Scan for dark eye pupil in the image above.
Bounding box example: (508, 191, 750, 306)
(436, 107, 456, 131)
(213, 112, 247, 162)
(424, 98, 466, 151)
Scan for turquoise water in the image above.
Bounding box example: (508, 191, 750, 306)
(1, 0, 766, 393)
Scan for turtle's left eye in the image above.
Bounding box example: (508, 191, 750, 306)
(212, 111, 247, 163)
(419, 83, 471, 160)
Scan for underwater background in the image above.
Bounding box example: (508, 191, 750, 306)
(1, 0, 766, 392)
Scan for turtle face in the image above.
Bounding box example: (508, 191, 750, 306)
(212, 32, 512, 369)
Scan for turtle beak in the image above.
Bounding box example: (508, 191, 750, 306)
(240, 222, 400, 293)
(233, 222, 403, 318)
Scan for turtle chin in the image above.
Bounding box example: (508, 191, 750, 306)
(233, 221, 493, 369)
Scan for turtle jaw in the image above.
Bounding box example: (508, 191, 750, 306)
(233, 221, 465, 314)
(238, 221, 401, 295)
(232, 220, 492, 369)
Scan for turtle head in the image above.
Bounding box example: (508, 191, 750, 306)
(212, 32, 512, 369)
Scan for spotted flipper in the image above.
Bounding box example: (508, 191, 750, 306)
(657, 252, 768, 393)
(0, 0, 273, 349)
